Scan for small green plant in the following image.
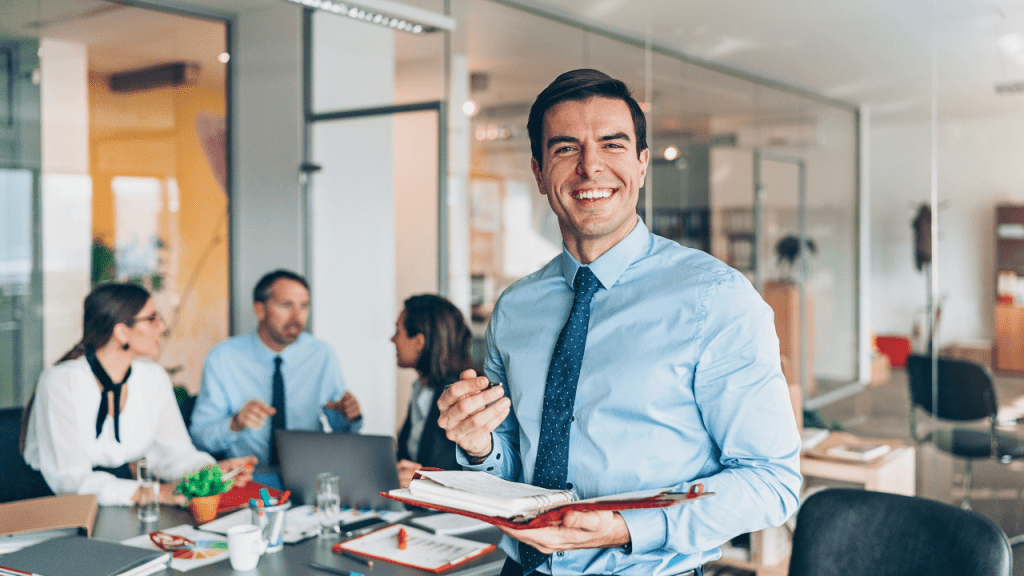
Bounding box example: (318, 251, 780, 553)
(176, 466, 232, 498)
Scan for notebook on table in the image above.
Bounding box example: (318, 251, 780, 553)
(275, 430, 402, 511)
(0, 535, 169, 576)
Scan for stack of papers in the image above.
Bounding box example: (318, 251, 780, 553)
(335, 524, 494, 572)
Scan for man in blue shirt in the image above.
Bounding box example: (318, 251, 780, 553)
(438, 70, 801, 576)
(190, 270, 362, 465)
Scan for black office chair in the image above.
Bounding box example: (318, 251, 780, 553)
(788, 488, 1011, 576)
(905, 353, 1024, 515)
(0, 407, 54, 503)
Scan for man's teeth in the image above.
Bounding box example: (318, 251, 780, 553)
(575, 189, 612, 200)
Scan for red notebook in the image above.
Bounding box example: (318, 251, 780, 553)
(217, 481, 281, 513)
(382, 470, 712, 530)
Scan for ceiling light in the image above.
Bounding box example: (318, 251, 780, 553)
(282, 0, 454, 33)
(663, 146, 679, 161)
(218, 52, 230, 63)
(463, 100, 477, 116)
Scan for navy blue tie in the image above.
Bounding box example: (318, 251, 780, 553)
(271, 356, 286, 466)
(519, 266, 600, 575)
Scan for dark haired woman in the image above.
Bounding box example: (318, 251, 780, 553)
(22, 283, 255, 506)
(392, 294, 476, 487)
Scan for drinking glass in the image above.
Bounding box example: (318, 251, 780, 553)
(136, 458, 160, 522)
(315, 472, 341, 536)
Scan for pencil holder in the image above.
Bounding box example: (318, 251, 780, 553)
(250, 499, 291, 553)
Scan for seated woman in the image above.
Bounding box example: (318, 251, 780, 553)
(392, 294, 476, 487)
(22, 283, 255, 506)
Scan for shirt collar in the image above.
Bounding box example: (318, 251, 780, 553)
(559, 217, 650, 291)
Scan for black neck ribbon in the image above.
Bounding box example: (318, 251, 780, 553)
(85, 350, 131, 442)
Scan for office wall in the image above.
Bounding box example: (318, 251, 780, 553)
(309, 12, 397, 436)
(232, 3, 304, 335)
(870, 113, 1024, 348)
(40, 39, 91, 367)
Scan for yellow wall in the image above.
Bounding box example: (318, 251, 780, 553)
(89, 73, 229, 394)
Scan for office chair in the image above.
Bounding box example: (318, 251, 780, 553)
(788, 488, 1011, 576)
(905, 354, 1024, 516)
(0, 407, 54, 503)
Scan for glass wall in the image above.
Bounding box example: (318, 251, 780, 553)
(0, 0, 230, 407)
(461, 0, 860, 404)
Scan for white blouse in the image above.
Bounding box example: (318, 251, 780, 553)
(23, 356, 215, 506)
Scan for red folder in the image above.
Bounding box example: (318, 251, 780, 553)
(217, 481, 281, 513)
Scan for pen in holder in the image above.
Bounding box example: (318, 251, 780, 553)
(250, 498, 291, 553)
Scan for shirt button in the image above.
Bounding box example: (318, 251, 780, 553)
(557, 551, 564, 557)
(570, 416, 575, 422)
(566, 482, 573, 490)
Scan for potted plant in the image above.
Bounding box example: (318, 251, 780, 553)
(177, 466, 232, 523)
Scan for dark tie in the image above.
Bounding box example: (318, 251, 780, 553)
(519, 266, 600, 575)
(271, 356, 286, 465)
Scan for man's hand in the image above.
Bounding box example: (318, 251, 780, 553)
(397, 459, 421, 488)
(498, 510, 631, 554)
(157, 482, 188, 506)
(230, 399, 276, 432)
(217, 456, 257, 487)
(437, 370, 510, 460)
(325, 391, 361, 420)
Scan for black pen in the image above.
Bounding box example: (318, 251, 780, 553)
(309, 561, 367, 576)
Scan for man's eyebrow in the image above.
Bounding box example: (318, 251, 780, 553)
(545, 132, 632, 150)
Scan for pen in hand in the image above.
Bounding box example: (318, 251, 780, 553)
(221, 465, 245, 481)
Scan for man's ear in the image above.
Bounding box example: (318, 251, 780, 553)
(253, 301, 266, 323)
(531, 157, 546, 195)
(637, 148, 650, 187)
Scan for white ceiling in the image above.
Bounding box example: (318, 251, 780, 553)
(3, 0, 1023, 121)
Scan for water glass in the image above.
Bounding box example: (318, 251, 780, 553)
(315, 472, 341, 536)
(136, 458, 159, 522)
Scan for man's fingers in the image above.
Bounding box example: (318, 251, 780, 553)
(445, 396, 510, 444)
(438, 384, 505, 429)
(437, 375, 491, 413)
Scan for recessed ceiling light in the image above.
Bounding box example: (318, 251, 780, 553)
(282, 0, 454, 34)
(218, 52, 230, 63)
(463, 100, 477, 116)
(664, 146, 679, 161)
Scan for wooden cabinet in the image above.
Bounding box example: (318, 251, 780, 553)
(994, 205, 1024, 373)
(995, 304, 1024, 372)
(764, 281, 815, 397)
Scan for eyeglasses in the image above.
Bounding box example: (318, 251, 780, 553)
(126, 313, 162, 327)
(149, 531, 195, 551)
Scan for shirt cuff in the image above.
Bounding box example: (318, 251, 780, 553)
(455, 432, 503, 473)
(618, 508, 667, 555)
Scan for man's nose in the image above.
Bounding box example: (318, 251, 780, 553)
(576, 147, 603, 178)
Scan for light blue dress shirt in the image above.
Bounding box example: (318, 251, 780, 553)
(190, 332, 361, 463)
(460, 219, 802, 575)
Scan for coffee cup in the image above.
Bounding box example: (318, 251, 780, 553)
(227, 524, 267, 571)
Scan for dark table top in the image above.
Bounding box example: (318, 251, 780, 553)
(92, 504, 506, 576)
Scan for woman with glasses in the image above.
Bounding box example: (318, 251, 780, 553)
(22, 282, 255, 506)
(391, 294, 476, 488)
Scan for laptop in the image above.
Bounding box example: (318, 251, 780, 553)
(275, 430, 403, 511)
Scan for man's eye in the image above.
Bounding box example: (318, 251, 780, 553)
(554, 146, 575, 154)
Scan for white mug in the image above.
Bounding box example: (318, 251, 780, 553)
(227, 524, 267, 571)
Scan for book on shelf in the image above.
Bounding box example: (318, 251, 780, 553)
(825, 442, 892, 462)
(0, 535, 169, 576)
(383, 469, 712, 529)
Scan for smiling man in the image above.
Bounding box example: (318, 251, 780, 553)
(438, 69, 802, 576)
(190, 270, 362, 466)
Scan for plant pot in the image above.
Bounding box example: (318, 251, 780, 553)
(188, 493, 222, 524)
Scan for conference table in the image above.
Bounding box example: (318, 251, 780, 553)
(92, 504, 506, 576)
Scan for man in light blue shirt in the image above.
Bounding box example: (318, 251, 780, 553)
(438, 70, 801, 576)
(190, 270, 362, 465)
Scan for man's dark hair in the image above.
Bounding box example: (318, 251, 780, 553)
(253, 269, 309, 303)
(527, 68, 648, 168)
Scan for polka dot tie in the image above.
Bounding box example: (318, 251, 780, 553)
(519, 266, 600, 575)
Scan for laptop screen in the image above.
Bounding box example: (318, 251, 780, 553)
(275, 430, 403, 511)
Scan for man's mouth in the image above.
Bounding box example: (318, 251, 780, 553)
(572, 188, 613, 200)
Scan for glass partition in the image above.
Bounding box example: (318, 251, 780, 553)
(462, 0, 860, 405)
(0, 0, 231, 406)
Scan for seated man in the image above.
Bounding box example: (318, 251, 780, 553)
(190, 270, 362, 465)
